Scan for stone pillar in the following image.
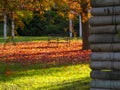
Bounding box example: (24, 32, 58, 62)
(89, 0, 120, 90)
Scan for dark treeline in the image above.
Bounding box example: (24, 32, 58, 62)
(16, 10, 79, 36)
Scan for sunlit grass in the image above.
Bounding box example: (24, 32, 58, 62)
(0, 63, 91, 90)
(15, 36, 49, 42)
(0, 36, 82, 44)
(0, 36, 49, 43)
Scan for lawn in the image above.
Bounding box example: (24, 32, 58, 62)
(0, 36, 81, 43)
(0, 36, 91, 90)
(0, 63, 91, 90)
(0, 36, 49, 43)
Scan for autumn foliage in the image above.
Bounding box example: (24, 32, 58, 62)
(0, 41, 90, 66)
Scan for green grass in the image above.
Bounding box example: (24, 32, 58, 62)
(15, 36, 49, 42)
(0, 62, 91, 90)
(0, 36, 82, 44)
(0, 36, 49, 43)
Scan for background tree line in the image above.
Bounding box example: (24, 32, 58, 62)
(0, 0, 90, 50)
(17, 10, 79, 36)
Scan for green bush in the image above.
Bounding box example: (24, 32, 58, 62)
(0, 23, 3, 36)
(17, 11, 69, 36)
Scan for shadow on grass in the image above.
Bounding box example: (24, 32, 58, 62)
(0, 61, 91, 90)
(0, 61, 90, 81)
(36, 77, 90, 90)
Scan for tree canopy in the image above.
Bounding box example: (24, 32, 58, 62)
(0, 0, 90, 23)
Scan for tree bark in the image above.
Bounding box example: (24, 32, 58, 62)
(90, 61, 120, 70)
(4, 13, 7, 41)
(91, 52, 120, 61)
(91, 88, 112, 90)
(82, 21, 90, 50)
(90, 25, 120, 34)
(91, 0, 120, 7)
(91, 70, 120, 80)
(89, 15, 120, 26)
(89, 34, 120, 43)
(91, 80, 120, 89)
(90, 0, 120, 90)
(91, 6, 120, 16)
(69, 19, 73, 37)
(79, 14, 82, 37)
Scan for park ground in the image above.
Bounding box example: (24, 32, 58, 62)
(0, 36, 91, 90)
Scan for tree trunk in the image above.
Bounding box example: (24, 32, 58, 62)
(90, 25, 120, 34)
(4, 13, 7, 41)
(90, 0, 120, 90)
(11, 19, 15, 41)
(91, 6, 120, 16)
(91, 80, 120, 89)
(91, 52, 120, 61)
(69, 19, 73, 38)
(82, 21, 90, 50)
(91, 0, 120, 7)
(89, 16, 120, 26)
(79, 14, 82, 37)
(90, 43, 120, 52)
(91, 70, 120, 80)
(89, 34, 120, 43)
(91, 88, 111, 90)
(90, 61, 120, 70)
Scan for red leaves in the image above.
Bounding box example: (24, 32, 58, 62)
(0, 41, 91, 65)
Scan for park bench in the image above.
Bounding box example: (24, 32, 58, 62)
(47, 34, 70, 47)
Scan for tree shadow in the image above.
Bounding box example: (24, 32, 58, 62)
(36, 77, 90, 90)
(0, 61, 90, 82)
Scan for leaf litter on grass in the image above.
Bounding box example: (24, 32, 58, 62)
(0, 41, 91, 90)
(0, 41, 91, 65)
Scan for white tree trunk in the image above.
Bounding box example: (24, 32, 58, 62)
(12, 19, 15, 38)
(69, 19, 72, 38)
(79, 14, 82, 37)
(4, 14, 7, 41)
